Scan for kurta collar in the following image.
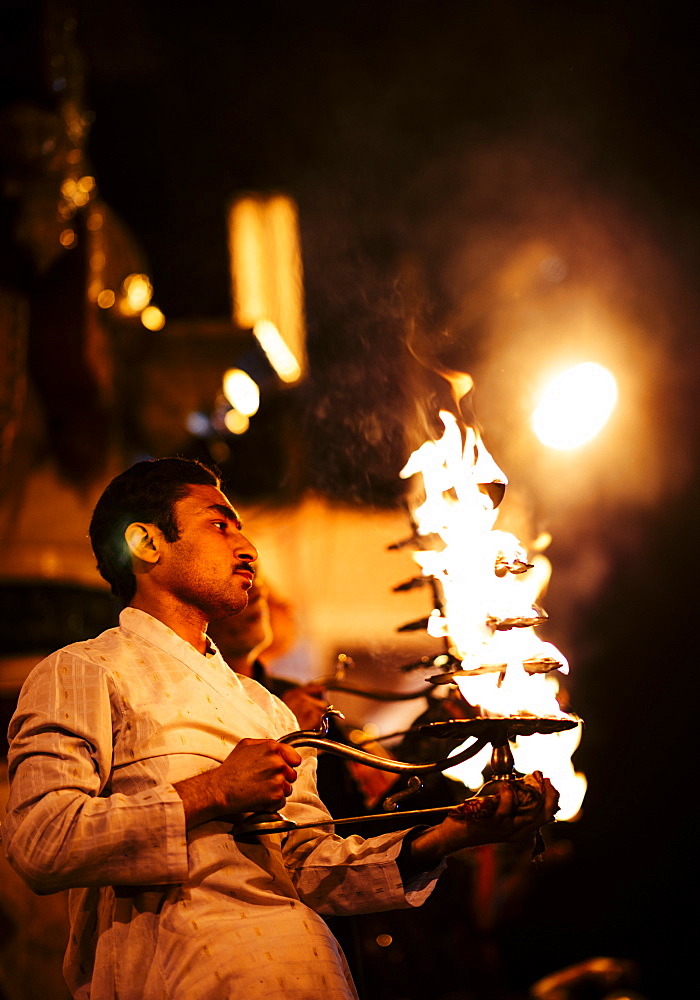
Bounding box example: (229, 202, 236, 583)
(118, 607, 209, 664)
(118, 607, 279, 736)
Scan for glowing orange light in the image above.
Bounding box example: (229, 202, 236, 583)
(96, 289, 115, 309)
(141, 306, 166, 331)
(224, 408, 250, 435)
(122, 273, 153, 312)
(253, 320, 302, 383)
(532, 362, 618, 449)
(228, 194, 306, 381)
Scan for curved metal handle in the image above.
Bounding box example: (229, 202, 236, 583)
(278, 728, 491, 774)
(233, 713, 576, 837)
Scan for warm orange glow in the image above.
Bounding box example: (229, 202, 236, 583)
(117, 298, 138, 317)
(96, 288, 115, 309)
(401, 408, 586, 819)
(253, 320, 302, 383)
(223, 408, 250, 435)
(122, 273, 153, 312)
(60, 175, 95, 209)
(59, 228, 77, 248)
(227, 194, 306, 380)
(141, 305, 166, 331)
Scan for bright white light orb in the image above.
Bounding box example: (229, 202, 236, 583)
(222, 368, 260, 417)
(531, 362, 618, 449)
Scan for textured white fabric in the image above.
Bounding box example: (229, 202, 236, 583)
(2, 608, 441, 999)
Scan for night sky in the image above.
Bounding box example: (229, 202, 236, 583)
(77, 1, 700, 319)
(4, 2, 700, 997)
(74, 0, 700, 504)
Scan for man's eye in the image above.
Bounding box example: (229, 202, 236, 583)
(213, 521, 227, 530)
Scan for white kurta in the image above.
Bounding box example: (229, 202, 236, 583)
(2, 608, 441, 1000)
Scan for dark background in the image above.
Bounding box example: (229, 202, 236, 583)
(2, 1, 699, 997)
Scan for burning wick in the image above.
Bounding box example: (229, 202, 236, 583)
(531, 362, 618, 450)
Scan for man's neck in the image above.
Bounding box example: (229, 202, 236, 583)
(129, 595, 209, 655)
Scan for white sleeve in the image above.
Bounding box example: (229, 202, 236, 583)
(1, 652, 189, 894)
(280, 750, 445, 915)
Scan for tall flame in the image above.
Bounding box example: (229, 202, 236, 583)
(400, 409, 586, 820)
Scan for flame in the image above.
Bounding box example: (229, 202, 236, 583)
(400, 409, 586, 819)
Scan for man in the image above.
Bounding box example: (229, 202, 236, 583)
(2, 458, 558, 1000)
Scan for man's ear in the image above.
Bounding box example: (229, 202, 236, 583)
(124, 522, 162, 566)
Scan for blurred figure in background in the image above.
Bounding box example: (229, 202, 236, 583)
(207, 572, 329, 731)
(207, 569, 395, 819)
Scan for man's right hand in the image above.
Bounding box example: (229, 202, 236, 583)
(174, 738, 302, 830)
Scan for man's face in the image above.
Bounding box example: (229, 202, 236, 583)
(154, 484, 258, 620)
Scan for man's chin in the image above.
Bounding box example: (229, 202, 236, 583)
(208, 596, 249, 622)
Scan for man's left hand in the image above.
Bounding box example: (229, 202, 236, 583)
(407, 771, 559, 867)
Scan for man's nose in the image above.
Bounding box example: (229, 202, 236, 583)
(235, 533, 258, 563)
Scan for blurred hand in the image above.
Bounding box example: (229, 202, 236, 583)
(282, 684, 328, 731)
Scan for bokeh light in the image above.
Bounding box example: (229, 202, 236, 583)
(122, 273, 153, 313)
(531, 362, 618, 449)
(253, 320, 302, 383)
(59, 228, 77, 248)
(223, 408, 250, 435)
(141, 305, 166, 331)
(222, 368, 260, 416)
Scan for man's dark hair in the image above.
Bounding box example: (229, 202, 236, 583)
(89, 457, 221, 606)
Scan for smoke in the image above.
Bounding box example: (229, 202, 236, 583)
(403, 133, 699, 646)
(300, 124, 699, 643)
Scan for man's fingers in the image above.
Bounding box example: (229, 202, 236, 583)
(278, 743, 302, 768)
(281, 763, 298, 783)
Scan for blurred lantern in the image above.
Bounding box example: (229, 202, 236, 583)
(222, 368, 260, 416)
(253, 319, 302, 383)
(140, 305, 166, 331)
(120, 272, 153, 315)
(223, 408, 250, 435)
(227, 193, 306, 384)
